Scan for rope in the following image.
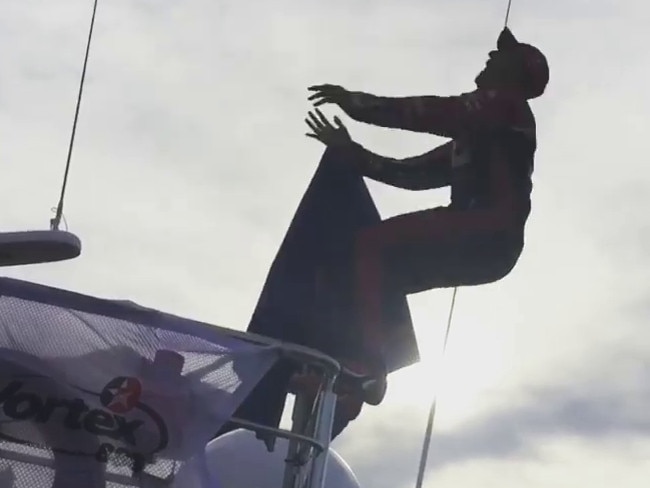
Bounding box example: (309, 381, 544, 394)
(414, 286, 457, 488)
(414, 3, 516, 483)
(504, 0, 513, 27)
(51, 0, 100, 231)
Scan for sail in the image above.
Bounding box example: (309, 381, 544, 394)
(0, 277, 279, 487)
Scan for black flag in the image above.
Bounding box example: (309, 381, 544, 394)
(224, 146, 418, 440)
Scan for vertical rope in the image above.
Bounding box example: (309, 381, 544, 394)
(504, 0, 513, 27)
(51, 0, 100, 230)
(413, 1, 515, 485)
(414, 287, 457, 488)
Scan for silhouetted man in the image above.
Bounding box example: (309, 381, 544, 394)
(303, 27, 549, 411)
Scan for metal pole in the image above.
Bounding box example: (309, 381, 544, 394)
(283, 386, 312, 488)
(305, 375, 337, 488)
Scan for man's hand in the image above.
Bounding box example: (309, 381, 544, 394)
(308, 84, 353, 109)
(305, 108, 352, 147)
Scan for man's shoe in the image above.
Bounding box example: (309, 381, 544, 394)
(340, 358, 387, 406)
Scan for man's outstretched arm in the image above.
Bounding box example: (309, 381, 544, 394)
(305, 108, 452, 191)
(348, 140, 453, 191)
(308, 84, 513, 139)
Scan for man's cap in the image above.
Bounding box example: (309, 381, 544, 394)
(497, 27, 549, 99)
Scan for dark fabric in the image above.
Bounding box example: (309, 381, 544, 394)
(218, 145, 416, 441)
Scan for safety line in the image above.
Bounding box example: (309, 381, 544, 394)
(51, 0, 100, 230)
(504, 0, 513, 27)
(413, 5, 517, 482)
(414, 286, 457, 488)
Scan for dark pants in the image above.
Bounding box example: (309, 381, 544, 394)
(354, 203, 524, 363)
(328, 205, 524, 439)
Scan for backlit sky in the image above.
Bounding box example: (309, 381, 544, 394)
(1, 1, 649, 487)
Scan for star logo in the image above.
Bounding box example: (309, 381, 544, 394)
(100, 377, 142, 414)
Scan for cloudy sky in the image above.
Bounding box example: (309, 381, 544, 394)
(1, 0, 649, 487)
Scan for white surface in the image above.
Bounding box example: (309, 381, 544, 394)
(176, 428, 361, 488)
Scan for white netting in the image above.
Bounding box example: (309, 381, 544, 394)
(0, 279, 279, 487)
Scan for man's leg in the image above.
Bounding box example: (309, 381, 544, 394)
(287, 207, 519, 435)
(349, 205, 522, 404)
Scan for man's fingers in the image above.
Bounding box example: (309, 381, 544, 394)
(309, 109, 335, 132)
(308, 94, 336, 106)
(305, 117, 320, 134)
(314, 108, 333, 128)
(312, 98, 330, 107)
(308, 84, 345, 106)
(307, 111, 324, 130)
(308, 84, 341, 92)
(308, 84, 333, 90)
(305, 108, 348, 147)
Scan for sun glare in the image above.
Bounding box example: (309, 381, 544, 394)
(383, 290, 517, 428)
(279, 290, 519, 434)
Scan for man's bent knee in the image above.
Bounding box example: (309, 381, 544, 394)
(466, 237, 523, 285)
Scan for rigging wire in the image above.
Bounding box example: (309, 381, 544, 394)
(504, 0, 513, 27)
(414, 287, 457, 488)
(414, 2, 515, 486)
(51, 0, 100, 231)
